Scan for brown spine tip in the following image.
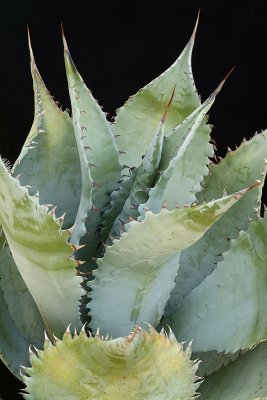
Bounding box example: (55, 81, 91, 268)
(249, 180, 261, 190)
(61, 22, 69, 52)
(162, 86, 176, 123)
(27, 26, 35, 67)
(61, 22, 65, 38)
(208, 66, 236, 100)
(236, 180, 261, 199)
(223, 66, 236, 82)
(190, 8, 201, 42)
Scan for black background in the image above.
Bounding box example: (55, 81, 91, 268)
(0, 0, 267, 397)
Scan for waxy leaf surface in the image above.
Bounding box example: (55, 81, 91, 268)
(13, 36, 81, 229)
(0, 231, 45, 379)
(89, 188, 252, 338)
(23, 327, 199, 400)
(0, 158, 83, 338)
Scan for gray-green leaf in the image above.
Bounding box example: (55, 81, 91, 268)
(63, 34, 122, 264)
(165, 131, 267, 315)
(13, 33, 81, 229)
(167, 213, 267, 353)
(89, 186, 253, 338)
(199, 341, 267, 400)
(0, 158, 83, 338)
(113, 16, 201, 169)
(0, 230, 45, 380)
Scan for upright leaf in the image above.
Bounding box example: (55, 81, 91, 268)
(198, 131, 267, 202)
(63, 33, 122, 263)
(111, 116, 165, 235)
(13, 32, 81, 229)
(138, 79, 228, 215)
(100, 168, 139, 241)
(0, 230, 45, 380)
(89, 187, 254, 338)
(113, 13, 209, 169)
(0, 158, 83, 338)
(165, 131, 267, 315)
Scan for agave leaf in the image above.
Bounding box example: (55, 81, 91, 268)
(198, 130, 267, 202)
(0, 158, 83, 338)
(198, 341, 267, 400)
(113, 14, 209, 169)
(22, 327, 200, 400)
(12, 33, 81, 229)
(63, 33, 122, 263)
(89, 187, 254, 338)
(0, 230, 45, 380)
(166, 213, 267, 354)
(194, 349, 241, 377)
(165, 131, 267, 315)
(100, 168, 139, 241)
(111, 116, 165, 236)
(139, 80, 227, 215)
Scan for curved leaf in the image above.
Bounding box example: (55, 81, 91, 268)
(100, 168, 139, 241)
(23, 327, 200, 400)
(139, 83, 223, 215)
(89, 187, 253, 338)
(0, 230, 45, 380)
(165, 131, 267, 315)
(63, 34, 122, 264)
(112, 118, 165, 235)
(113, 14, 206, 169)
(167, 214, 267, 353)
(199, 341, 267, 400)
(13, 33, 81, 229)
(0, 158, 83, 338)
(198, 130, 267, 202)
(194, 349, 241, 377)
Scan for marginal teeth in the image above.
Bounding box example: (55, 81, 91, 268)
(44, 331, 51, 343)
(66, 324, 72, 334)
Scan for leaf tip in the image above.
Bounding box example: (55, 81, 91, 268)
(190, 8, 201, 42)
(209, 66, 236, 101)
(61, 23, 69, 53)
(27, 27, 36, 69)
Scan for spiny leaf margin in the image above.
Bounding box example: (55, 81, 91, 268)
(0, 157, 83, 338)
(22, 326, 200, 400)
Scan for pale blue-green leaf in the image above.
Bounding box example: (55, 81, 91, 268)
(0, 158, 83, 338)
(63, 35, 122, 265)
(113, 15, 202, 168)
(165, 132, 267, 315)
(0, 230, 45, 380)
(89, 187, 252, 338)
(199, 341, 267, 400)
(167, 214, 267, 353)
(194, 349, 241, 377)
(112, 119, 165, 235)
(101, 168, 139, 241)
(139, 83, 225, 215)
(12, 34, 81, 229)
(198, 131, 267, 203)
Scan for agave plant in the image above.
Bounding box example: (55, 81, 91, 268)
(0, 14, 267, 399)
